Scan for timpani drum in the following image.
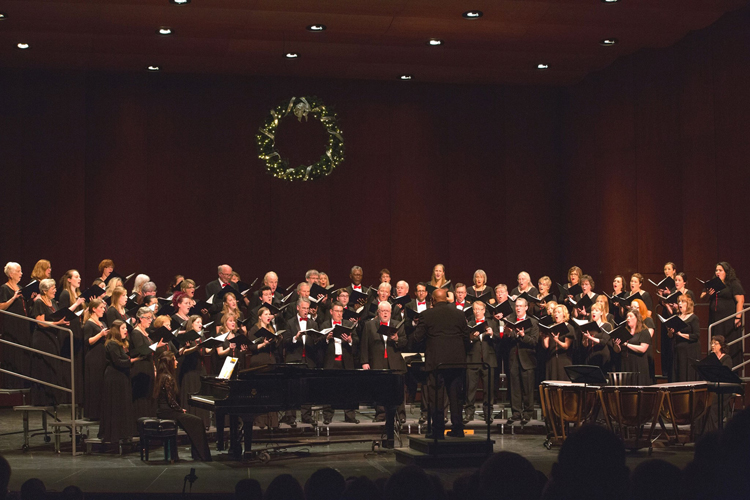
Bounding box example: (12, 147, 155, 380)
(652, 381, 711, 444)
(600, 385, 662, 451)
(539, 381, 601, 448)
(608, 372, 638, 386)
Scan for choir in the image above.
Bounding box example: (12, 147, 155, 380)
(0, 259, 744, 451)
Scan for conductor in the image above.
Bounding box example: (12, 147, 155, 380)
(414, 288, 471, 438)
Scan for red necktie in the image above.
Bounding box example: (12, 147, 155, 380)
(381, 323, 388, 358)
(334, 321, 341, 326)
(222, 283, 228, 288)
(354, 285, 361, 290)
(417, 301, 425, 306)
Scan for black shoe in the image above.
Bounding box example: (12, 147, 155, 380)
(447, 430, 465, 438)
(301, 417, 315, 425)
(418, 416, 427, 425)
(345, 418, 360, 424)
(425, 433, 445, 440)
(323, 418, 331, 425)
(506, 417, 518, 425)
(521, 418, 529, 426)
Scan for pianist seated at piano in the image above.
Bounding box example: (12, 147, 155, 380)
(154, 351, 212, 461)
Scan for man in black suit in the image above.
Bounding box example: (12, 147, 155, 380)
(413, 289, 471, 438)
(205, 264, 237, 301)
(360, 302, 407, 422)
(281, 298, 320, 426)
(504, 297, 539, 425)
(319, 301, 360, 424)
(405, 282, 434, 422)
(343, 266, 368, 310)
(464, 301, 498, 424)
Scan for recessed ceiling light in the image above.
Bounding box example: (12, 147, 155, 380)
(306, 24, 326, 32)
(427, 39, 443, 46)
(601, 0, 620, 3)
(462, 11, 483, 19)
(537, 63, 549, 70)
(147, 65, 160, 71)
(170, 0, 190, 4)
(285, 52, 299, 59)
(158, 27, 173, 35)
(0, 13, 7, 20)
(600, 38, 618, 46)
(17, 43, 30, 50)
(400, 74, 413, 80)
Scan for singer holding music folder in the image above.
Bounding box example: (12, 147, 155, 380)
(413, 288, 471, 439)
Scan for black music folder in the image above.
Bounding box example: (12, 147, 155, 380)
(503, 317, 533, 331)
(648, 276, 675, 291)
(658, 290, 683, 305)
(466, 291, 493, 304)
(80, 285, 106, 301)
(557, 283, 582, 298)
(539, 322, 570, 336)
(564, 365, 607, 385)
(657, 314, 688, 331)
(487, 300, 513, 317)
(21, 280, 40, 301)
(698, 277, 727, 294)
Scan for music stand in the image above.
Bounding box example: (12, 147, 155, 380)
(692, 360, 744, 431)
(564, 365, 608, 386)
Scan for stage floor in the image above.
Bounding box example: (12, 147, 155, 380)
(0, 406, 697, 494)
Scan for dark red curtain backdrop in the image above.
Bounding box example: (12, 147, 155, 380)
(1, 7, 749, 327)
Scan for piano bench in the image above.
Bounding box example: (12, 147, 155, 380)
(137, 418, 178, 463)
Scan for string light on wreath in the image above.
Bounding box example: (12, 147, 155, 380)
(256, 96, 344, 181)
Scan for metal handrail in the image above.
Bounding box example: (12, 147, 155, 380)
(0, 308, 78, 456)
(707, 304, 750, 377)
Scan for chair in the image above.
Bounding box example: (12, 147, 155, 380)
(137, 417, 178, 462)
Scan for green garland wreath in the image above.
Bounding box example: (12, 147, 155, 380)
(256, 96, 344, 181)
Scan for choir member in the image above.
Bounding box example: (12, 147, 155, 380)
(659, 262, 677, 296)
(318, 272, 331, 289)
(464, 301, 498, 423)
(30, 259, 52, 282)
(362, 282, 391, 322)
(319, 302, 360, 424)
(58, 269, 86, 404)
(141, 281, 157, 303)
(166, 275, 184, 295)
(572, 275, 598, 319)
(632, 298, 656, 382)
(247, 307, 283, 366)
(510, 271, 539, 300)
(392, 281, 410, 324)
(179, 279, 197, 300)
(629, 273, 653, 312)
(669, 272, 696, 304)
(130, 307, 166, 419)
(701, 262, 745, 367)
(504, 298, 539, 425)
(171, 294, 192, 331)
(491, 284, 511, 322)
(657, 263, 678, 381)
(153, 351, 211, 461)
(282, 298, 320, 425)
(97, 259, 115, 285)
(153, 315, 176, 353)
(454, 283, 469, 311)
(468, 269, 492, 299)
(560, 266, 583, 311)
(702, 335, 733, 432)
(131, 274, 150, 304)
(595, 295, 615, 326)
(581, 303, 612, 372)
(407, 283, 433, 424)
(177, 315, 209, 427)
(430, 263, 455, 302)
(0, 262, 30, 388)
(345, 266, 365, 294)
(248, 285, 278, 325)
(103, 277, 123, 305)
(99, 320, 137, 445)
(612, 310, 651, 385)
(379, 268, 391, 285)
(305, 269, 320, 285)
(83, 299, 108, 420)
(360, 302, 407, 423)
(543, 305, 575, 381)
(537, 276, 556, 307)
(249, 271, 282, 309)
(610, 275, 628, 324)
(205, 265, 237, 301)
(106, 286, 129, 325)
(215, 312, 247, 372)
(668, 295, 701, 382)
(30, 279, 85, 406)
(213, 291, 246, 335)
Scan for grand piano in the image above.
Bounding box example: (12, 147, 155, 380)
(189, 364, 404, 459)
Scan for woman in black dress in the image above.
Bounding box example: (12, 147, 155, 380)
(632, 298, 656, 383)
(58, 269, 89, 405)
(215, 313, 248, 371)
(154, 350, 211, 461)
(176, 315, 209, 427)
(213, 292, 246, 336)
(572, 275, 598, 320)
(581, 303, 612, 372)
(612, 310, 651, 385)
(543, 305, 575, 381)
(536, 276, 556, 311)
(106, 286, 129, 326)
(595, 295, 615, 326)
(82, 299, 108, 420)
(0, 262, 31, 388)
(171, 294, 192, 332)
(30, 278, 86, 405)
(629, 273, 653, 313)
(703, 335, 734, 432)
(701, 262, 745, 368)
(130, 307, 166, 419)
(560, 265, 583, 313)
(99, 320, 137, 444)
(430, 264, 455, 302)
(609, 275, 628, 324)
(668, 295, 701, 382)
(247, 307, 283, 366)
